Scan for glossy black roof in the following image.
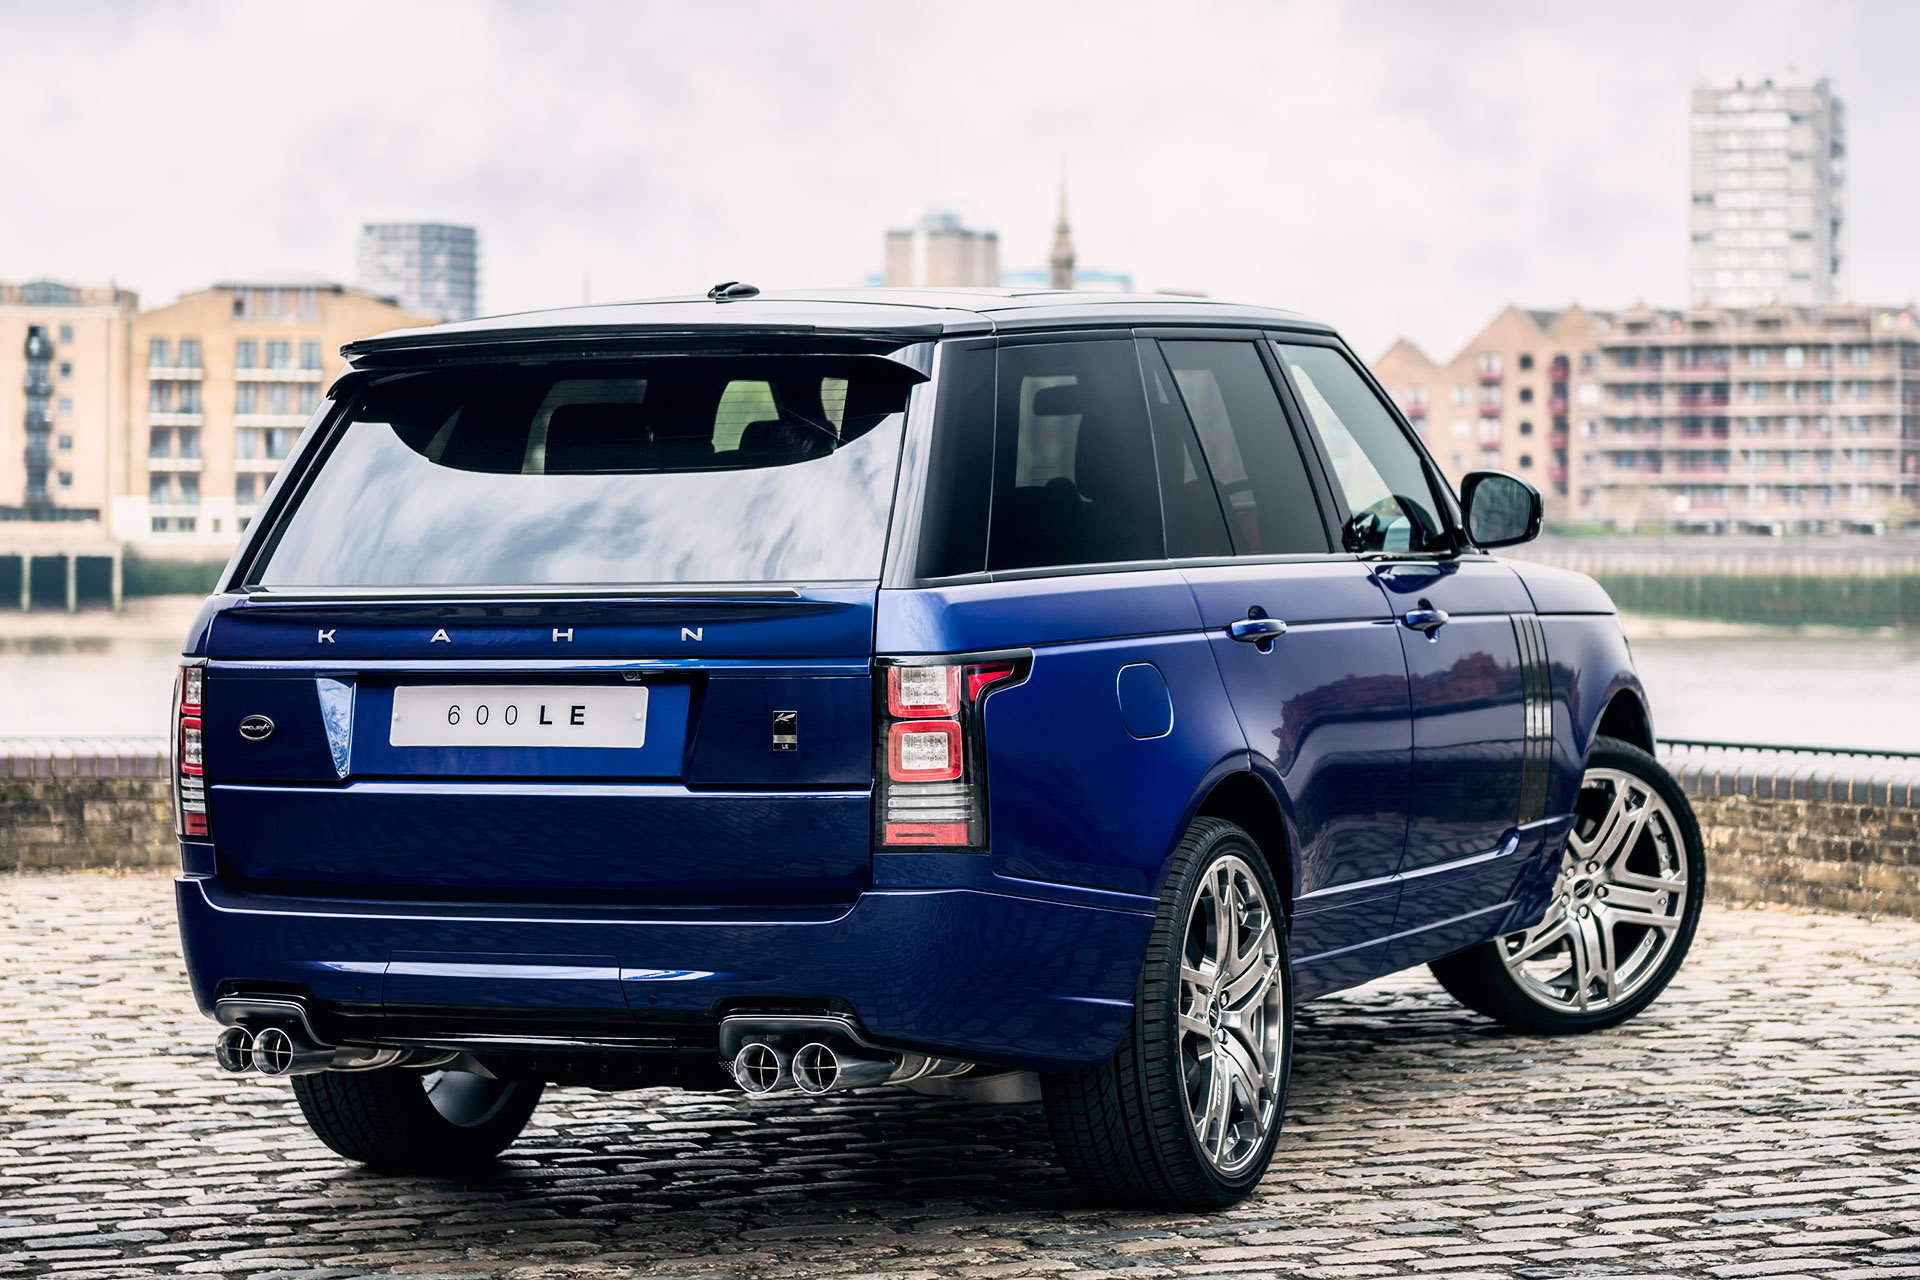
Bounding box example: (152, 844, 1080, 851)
(342, 288, 1335, 361)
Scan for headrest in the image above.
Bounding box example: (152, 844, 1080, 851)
(1030, 383, 1088, 418)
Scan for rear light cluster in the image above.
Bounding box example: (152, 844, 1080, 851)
(174, 659, 208, 838)
(876, 654, 1026, 850)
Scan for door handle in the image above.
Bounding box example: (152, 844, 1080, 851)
(1402, 608, 1450, 636)
(1228, 617, 1288, 647)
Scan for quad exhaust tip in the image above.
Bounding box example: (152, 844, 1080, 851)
(791, 1041, 895, 1094)
(213, 1026, 254, 1074)
(731, 1041, 791, 1095)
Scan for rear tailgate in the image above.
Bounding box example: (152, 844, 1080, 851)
(200, 589, 875, 903)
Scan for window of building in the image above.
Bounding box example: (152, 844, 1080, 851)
(1850, 346, 1872, 367)
(149, 473, 172, 502)
(266, 340, 292, 370)
(1449, 384, 1468, 406)
(179, 339, 201, 369)
(1450, 419, 1470, 439)
(1784, 346, 1805, 368)
(149, 428, 170, 458)
(1515, 387, 1532, 404)
(149, 338, 170, 367)
(58, 362, 71, 379)
(1578, 383, 1599, 407)
(235, 474, 257, 505)
(1518, 354, 1534, 371)
(1518, 453, 1534, 469)
(265, 383, 291, 413)
(179, 383, 202, 414)
(298, 383, 321, 415)
(57, 435, 72, 451)
(1519, 420, 1534, 435)
(1580, 354, 1596, 372)
(1477, 417, 1501, 444)
(57, 398, 71, 418)
(236, 339, 257, 370)
(1477, 353, 1502, 376)
(178, 473, 200, 504)
(57, 471, 71, 488)
(178, 428, 201, 460)
(300, 340, 322, 371)
(58, 324, 73, 343)
(148, 382, 172, 413)
(236, 384, 257, 414)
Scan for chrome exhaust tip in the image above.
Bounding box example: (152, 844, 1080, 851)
(249, 1026, 297, 1076)
(213, 1026, 254, 1074)
(791, 1041, 895, 1095)
(731, 1041, 791, 1095)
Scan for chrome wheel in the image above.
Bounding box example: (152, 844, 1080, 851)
(422, 1070, 519, 1128)
(1500, 765, 1690, 1014)
(1178, 854, 1285, 1175)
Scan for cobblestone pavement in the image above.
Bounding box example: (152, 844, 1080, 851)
(2, 874, 1918, 1280)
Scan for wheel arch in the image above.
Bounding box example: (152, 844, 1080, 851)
(1184, 767, 1295, 921)
(1593, 686, 1654, 757)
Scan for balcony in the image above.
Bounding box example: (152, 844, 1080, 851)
(146, 456, 203, 473)
(24, 333, 52, 359)
(235, 367, 324, 383)
(25, 373, 53, 397)
(1402, 401, 1427, 419)
(148, 411, 204, 427)
(147, 364, 204, 381)
(1478, 369, 1501, 385)
(233, 457, 287, 474)
(1548, 395, 1569, 415)
(234, 412, 309, 428)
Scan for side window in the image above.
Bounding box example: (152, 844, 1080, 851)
(987, 340, 1164, 571)
(1139, 347, 1230, 558)
(1275, 342, 1448, 553)
(1158, 340, 1330, 555)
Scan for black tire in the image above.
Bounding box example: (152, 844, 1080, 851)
(1042, 817, 1292, 1209)
(290, 1067, 542, 1174)
(1429, 735, 1705, 1034)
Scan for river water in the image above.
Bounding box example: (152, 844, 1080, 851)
(1, 597, 1915, 753)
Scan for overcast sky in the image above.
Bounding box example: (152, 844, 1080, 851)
(3, 0, 1917, 359)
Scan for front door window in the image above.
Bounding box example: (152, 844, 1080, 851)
(1275, 342, 1448, 553)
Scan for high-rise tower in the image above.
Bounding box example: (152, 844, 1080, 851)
(1689, 76, 1845, 308)
(1048, 179, 1076, 290)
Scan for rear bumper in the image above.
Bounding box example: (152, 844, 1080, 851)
(174, 875, 1152, 1072)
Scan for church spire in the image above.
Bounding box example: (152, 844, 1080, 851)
(1048, 173, 1076, 290)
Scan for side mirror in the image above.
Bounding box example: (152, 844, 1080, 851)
(1459, 470, 1542, 548)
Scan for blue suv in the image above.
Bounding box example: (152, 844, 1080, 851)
(173, 288, 1703, 1208)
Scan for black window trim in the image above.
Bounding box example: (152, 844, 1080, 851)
(1263, 331, 1476, 561)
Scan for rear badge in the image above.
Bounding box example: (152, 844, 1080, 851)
(773, 710, 798, 752)
(238, 715, 275, 742)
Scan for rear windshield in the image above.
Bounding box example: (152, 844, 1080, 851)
(251, 356, 918, 587)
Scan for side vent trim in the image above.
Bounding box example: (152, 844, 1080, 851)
(1512, 613, 1552, 824)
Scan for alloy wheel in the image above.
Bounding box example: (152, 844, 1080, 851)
(1178, 854, 1286, 1175)
(1499, 766, 1691, 1014)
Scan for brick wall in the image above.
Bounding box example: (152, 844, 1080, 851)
(4, 740, 1918, 919)
(1663, 746, 1920, 919)
(2, 740, 176, 872)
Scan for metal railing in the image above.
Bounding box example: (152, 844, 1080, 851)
(1661, 736, 1920, 760)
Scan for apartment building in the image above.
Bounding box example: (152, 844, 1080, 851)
(0, 281, 139, 531)
(1585, 304, 1918, 534)
(1690, 76, 1846, 309)
(1371, 304, 1613, 525)
(358, 223, 480, 321)
(883, 210, 1000, 287)
(122, 282, 429, 556)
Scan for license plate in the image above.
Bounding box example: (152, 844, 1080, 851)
(390, 685, 649, 749)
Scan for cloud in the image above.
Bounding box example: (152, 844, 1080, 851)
(1, 0, 1915, 359)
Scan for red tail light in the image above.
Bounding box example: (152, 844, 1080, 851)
(875, 653, 1027, 850)
(174, 659, 209, 838)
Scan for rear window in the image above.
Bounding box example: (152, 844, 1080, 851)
(986, 340, 1163, 571)
(250, 357, 918, 587)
